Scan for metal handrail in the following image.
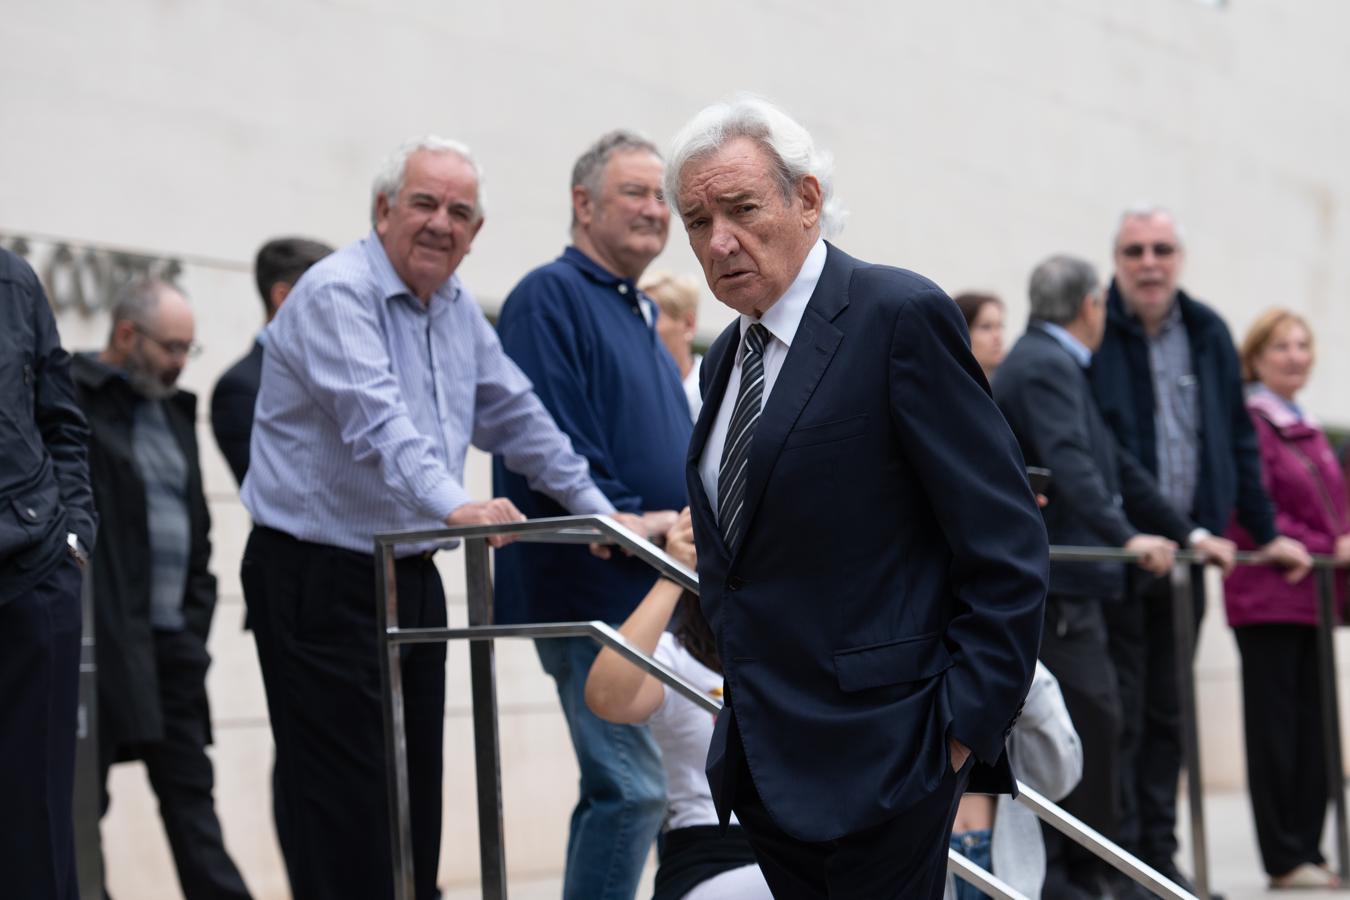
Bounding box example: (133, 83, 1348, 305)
(375, 515, 1347, 900)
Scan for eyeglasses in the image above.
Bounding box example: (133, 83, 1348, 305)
(133, 325, 202, 359)
(1119, 242, 1178, 260)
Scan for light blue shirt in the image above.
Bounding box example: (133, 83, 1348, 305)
(1035, 320, 1093, 369)
(242, 233, 614, 555)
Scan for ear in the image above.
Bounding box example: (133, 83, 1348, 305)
(110, 319, 138, 354)
(269, 282, 291, 315)
(465, 215, 486, 250)
(572, 185, 593, 228)
(374, 192, 393, 236)
(796, 174, 823, 229)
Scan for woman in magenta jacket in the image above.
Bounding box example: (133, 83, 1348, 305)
(1225, 308, 1350, 889)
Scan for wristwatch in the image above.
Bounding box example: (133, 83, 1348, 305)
(67, 532, 90, 569)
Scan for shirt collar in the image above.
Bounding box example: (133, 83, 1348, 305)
(738, 237, 827, 356)
(561, 244, 650, 315)
(1249, 384, 1307, 425)
(361, 230, 462, 310)
(1034, 320, 1093, 368)
(1155, 298, 1184, 334)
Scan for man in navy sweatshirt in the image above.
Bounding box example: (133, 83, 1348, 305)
(493, 130, 692, 900)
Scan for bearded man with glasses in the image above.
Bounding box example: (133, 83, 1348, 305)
(1088, 206, 1311, 898)
(71, 278, 253, 900)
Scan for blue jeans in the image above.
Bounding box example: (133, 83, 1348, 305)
(949, 828, 993, 900)
(537, 636, 666, 900)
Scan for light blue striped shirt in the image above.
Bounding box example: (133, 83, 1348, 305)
(241, 233, 614, 555)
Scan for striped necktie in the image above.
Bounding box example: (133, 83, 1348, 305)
(718, 323, 769, 549)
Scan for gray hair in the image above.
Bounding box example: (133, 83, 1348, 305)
(107, 278, 180, 342)
(665, 94, 846, 238)
(1113, 202, 1187, 249)
(570, 130, 662, 230)
(1028, 255, 1100, 325)
(370, 136, 485, 227)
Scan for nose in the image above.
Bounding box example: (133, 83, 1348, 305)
(709, 220, 739, 259)
(643, 193, 668, 220)
(426, 205, 453, 234)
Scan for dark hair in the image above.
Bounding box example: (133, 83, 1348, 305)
(254, 237, 334, 315)
(672, 591, 721, 675)
(952, 292, 1002, 328)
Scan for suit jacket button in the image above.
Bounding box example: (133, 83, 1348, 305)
(727, 576, 744, 591)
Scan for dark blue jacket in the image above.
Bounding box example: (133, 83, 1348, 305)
(994, 325, 1193, 599)
(690, 244, 1047, 842)
(493, 247, 692, 624)
(210, 339, 263, 487)
(0, 249, 97, 601)
(1089, 282, 1276, 544)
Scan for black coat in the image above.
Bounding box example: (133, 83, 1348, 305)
(71, 353, 216, 748)
(1089, 282, 1276, 544)
(210, 339, 263, 487)
(0, 249, 97, 600)
(993, 324, 1193, 598)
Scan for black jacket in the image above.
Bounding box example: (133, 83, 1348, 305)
(1089, 282, 1276, 543)
(210, 339, 263, 486)
(71, 353, 217, 748)
(994, 324, 1193, 599)
(0, 249, 97, 600)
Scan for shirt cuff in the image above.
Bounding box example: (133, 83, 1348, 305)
(568, 484, 617, 516)
(427, 479, 474, 523)
(1186, 527, 1212, 548)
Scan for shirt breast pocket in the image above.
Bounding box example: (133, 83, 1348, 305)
(782, 414, 868, 451)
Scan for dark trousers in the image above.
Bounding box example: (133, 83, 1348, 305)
(728, 715, 972, 899)
(1104, 568, 1205, 868)
(241, 526, 446, 900)
(99, 628, 250, 900)
(1235, 624, 1328, 876)
(1038, 595, 1123, 898)
(0, 558, 82, 900)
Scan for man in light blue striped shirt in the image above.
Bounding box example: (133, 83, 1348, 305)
(240, 137, 633, 900)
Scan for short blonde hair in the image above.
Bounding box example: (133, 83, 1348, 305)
(640, 270, 701, 319)
(1239, 308, 1314, 383)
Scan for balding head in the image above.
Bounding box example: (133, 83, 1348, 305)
(104, 279, 196, 398)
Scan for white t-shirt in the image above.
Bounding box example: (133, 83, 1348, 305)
(648, 632, 733, 831)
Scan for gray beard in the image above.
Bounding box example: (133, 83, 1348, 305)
(122, 356, 178, 400)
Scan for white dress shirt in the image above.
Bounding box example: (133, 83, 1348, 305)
(699, 238, 827, 517)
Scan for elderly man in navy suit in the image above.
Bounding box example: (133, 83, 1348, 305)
(667, 96, 1049, 898)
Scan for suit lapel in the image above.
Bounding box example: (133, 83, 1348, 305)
(731, 244, 853, 558)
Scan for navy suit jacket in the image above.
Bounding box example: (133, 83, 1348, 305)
(210, 340, 263, 487)
(688, 244, 1048, 842)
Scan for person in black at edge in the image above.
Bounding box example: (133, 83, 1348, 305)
(0, 247, 98, 899)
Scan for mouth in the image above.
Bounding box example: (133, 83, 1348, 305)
(716, 270, 754, 287)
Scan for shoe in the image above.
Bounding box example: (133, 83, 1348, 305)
(1270, 862, 1341, 889)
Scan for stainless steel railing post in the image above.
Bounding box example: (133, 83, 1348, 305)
(376, 542, 416, 900)
(465, 537, 508, 900)
(1171, 562, 1210, 899)
(1315, 565, 1350, 883)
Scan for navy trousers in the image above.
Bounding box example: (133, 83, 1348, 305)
(0, 557, 83, 900)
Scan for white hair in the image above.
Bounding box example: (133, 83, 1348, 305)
(665, 94, 846, 238)
(1113, 202, 1187, 248)
(370, 136, 485, 227)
